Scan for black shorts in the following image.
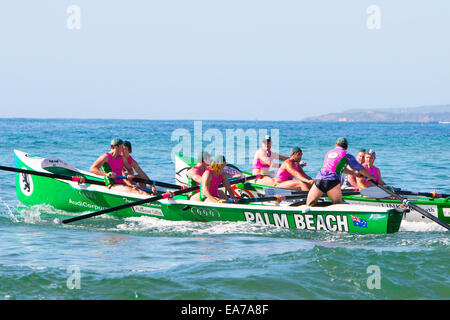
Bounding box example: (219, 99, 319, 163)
(314, 179, 340, 193)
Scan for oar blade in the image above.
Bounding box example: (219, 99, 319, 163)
(360, 186, 391, 198)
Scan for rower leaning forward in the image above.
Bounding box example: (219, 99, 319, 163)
(306, 137, 373, 206)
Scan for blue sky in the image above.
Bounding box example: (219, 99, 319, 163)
(0, 1, 449, 120)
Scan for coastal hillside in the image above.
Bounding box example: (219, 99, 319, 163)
(303, 105, 450, 122)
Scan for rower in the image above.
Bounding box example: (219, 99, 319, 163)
(122, 140, 157, 195)
(273, 147, 313, 191)
(196, 155, 237, 203)
(306, 138, 373, 206)
(357, 149, 385, 189)
(342, 149, 366, 189)
(187, 151, 211, 188)
(187, 151, 212, 201)
(89, 138, 151, 195)
(251, 135, 289, 186)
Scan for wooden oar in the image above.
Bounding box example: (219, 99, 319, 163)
(62, 174, 261, 224)
(370, 181, 450, 231)
(116, 175, 181, 190)
(0, 165, 105, 186)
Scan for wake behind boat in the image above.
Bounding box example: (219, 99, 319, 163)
(11, 150, 405, 234)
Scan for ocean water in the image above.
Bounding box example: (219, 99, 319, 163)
(0, 119, 449, 300)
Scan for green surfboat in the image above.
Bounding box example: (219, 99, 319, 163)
(14, 150, 165, 219)
(14, 150, 403, 234)
(175, 153, 450, 224)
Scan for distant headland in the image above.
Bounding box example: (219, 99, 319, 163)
(303, 105, 450, 123)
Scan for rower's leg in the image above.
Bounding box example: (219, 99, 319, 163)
(275, 180, 302, 190)
(111, 184, 147, 195)
(189, 192, 201, 201)
(306, 184, 323, 206)
(256, 176, 276, 186)
(327, 184, 343, 204)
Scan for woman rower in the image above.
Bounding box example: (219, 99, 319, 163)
(187, 151, 213, 201)
(187, 151, 211, 188)
(90, 138, 151, 195)
(195, 155, 237, 203)
(357, 149, 385, 189)
(251, 135, 289, 186)
(273, 147, 313, 191)
(122, 140, 157, 195)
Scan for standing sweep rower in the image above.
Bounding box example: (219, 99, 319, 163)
(306, 138, 373, 206)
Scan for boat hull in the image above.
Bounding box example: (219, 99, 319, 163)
(14, 150, 403, 234)
(14, 150, 165, 219)
(175, 153, 450, 224)
(158, 199, 403, 234)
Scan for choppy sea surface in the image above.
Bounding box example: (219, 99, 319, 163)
(0, 119, 449, 300)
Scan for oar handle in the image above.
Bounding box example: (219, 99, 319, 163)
(371, 181, 450, 231)
(62, 174, 261, 224)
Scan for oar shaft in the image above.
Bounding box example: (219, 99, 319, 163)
(0, 165, 105, 186)
(116, 175, 181, 189)
(371, 181, 450, 231)
(62, 174, 260, 224)
(396, 190, 449, 198)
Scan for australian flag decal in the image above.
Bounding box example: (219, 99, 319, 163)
(351, 215, 368, 228)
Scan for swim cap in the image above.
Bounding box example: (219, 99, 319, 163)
(213, 155, 226, 164)
(367, 149, 376, 156)
(263, 135, 271, 142)
(336, 137, 348, 148)
(358, 149, 366, 153)
(123, 141, 132, 152)
(291, 146, 302, 154)
(110, 138, 123, 146)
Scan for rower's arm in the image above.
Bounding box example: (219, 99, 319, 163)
(200, 172, 217, 202)
(356, 167, 373, 189)
(222, 174, 236, 198)
(343, 167, 359, 188)
(272, 152, 289, 164)
(131, 160, 150, 180)
(377, 168, 385, 185)
(277, 153, 289, 161)
(187, 168, 203, 185)
(286, 162, 312, 183)
(90, 154, 109, 177)
(132, 160, 157, 193)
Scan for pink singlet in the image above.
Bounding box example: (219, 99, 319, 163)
(202, 168, 223, 197)
(106, 152, 124, 184)
(363, 164, 380, 184)
(275, 159, 300, 181)
(252, 150, 273, 172)
(127, 155, 134, 166)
